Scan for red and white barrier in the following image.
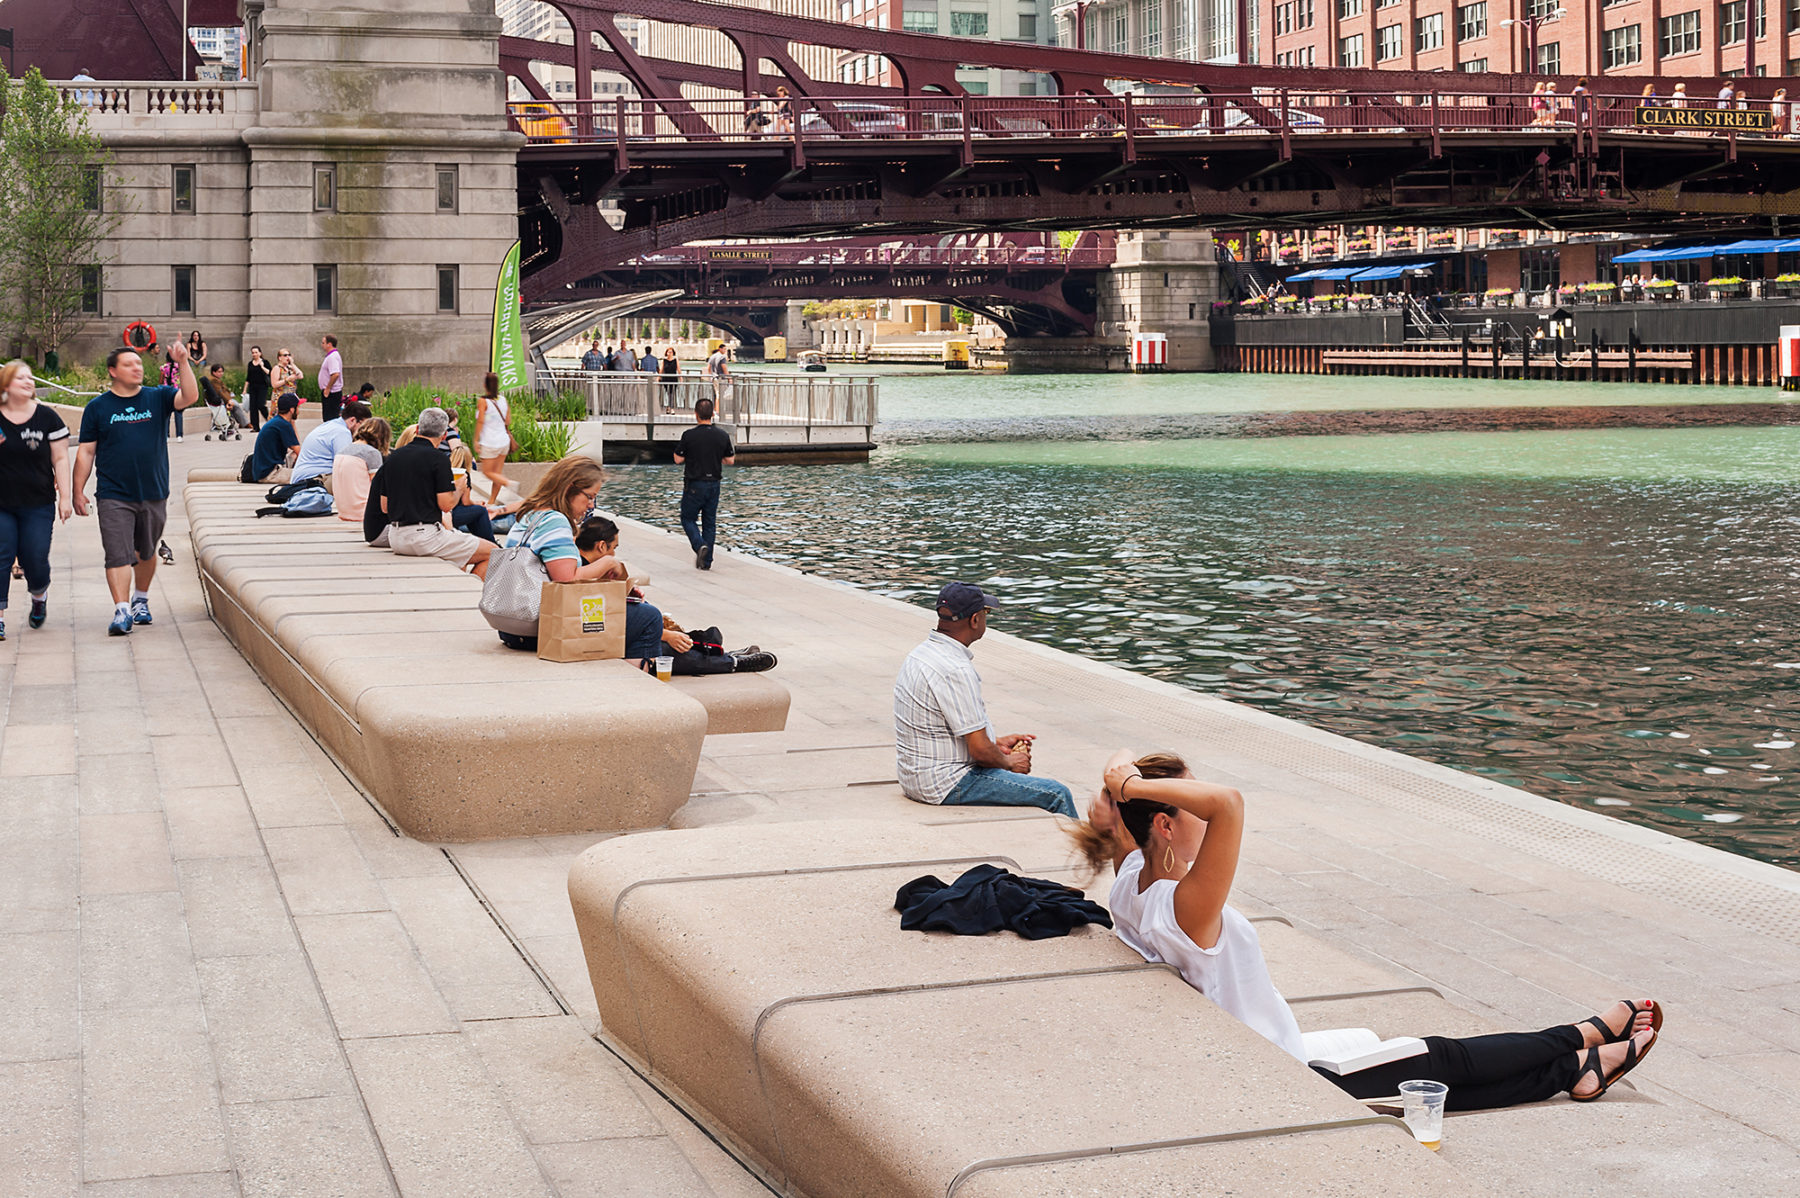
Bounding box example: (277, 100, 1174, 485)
(1781, 326, 1800, 391)
(1132, 333, 1167, 371)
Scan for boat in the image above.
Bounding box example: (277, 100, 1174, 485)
(798, 350, 827, 372)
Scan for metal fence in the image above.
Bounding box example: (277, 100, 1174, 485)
(537, 369, 876, 427)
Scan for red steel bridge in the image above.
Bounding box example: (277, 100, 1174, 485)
(564, 233, 1114, 340)
(504, 0, 1800, 304)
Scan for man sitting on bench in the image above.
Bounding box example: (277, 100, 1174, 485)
(893, 582, 1074, 817)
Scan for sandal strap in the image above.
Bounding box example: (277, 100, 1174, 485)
(1581, 1015, 1619, 1044)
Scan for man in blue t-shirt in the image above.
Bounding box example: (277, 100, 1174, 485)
(250, 395, 302, 483)
(290, 399, 370, 488)
(74, 344, 200, 637)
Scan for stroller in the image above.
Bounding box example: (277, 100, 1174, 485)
(203, 396, 245, 442)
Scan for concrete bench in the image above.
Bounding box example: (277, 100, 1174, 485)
(184, 480, 788, 840)
(569, 820, 1496, 1198)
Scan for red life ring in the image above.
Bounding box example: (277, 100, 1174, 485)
(122, 321, 157, 351)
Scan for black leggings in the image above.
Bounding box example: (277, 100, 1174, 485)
(1320, 1025, 1582, 1111)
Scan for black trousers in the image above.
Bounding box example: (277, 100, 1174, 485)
(321, 391, 343, 423)
(1320, 1025, 1582, 1111)
(247, 392, 269, 430)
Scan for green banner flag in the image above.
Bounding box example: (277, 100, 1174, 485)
(490, 241, 526, 391)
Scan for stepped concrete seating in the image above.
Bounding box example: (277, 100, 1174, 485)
(183, 480, 789, 840)
(569, 820, 1499, 1198)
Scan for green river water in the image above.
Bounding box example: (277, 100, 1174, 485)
(599, 371, 1800, 869)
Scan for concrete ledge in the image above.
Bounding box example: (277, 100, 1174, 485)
(185, 481, 713, 840)
(187, 467, 247, 483)
(669, 673, 791, 734)
(569, 821, 1495, 1198)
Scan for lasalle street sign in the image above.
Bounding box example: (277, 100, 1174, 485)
(1634, 106, 1773, 133)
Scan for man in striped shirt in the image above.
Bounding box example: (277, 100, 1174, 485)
(893, 582, 1075, 817)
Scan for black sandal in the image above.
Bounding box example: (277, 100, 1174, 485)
(1571, 1029, 1657, 1102)
(1581, 999, 1661, 1045)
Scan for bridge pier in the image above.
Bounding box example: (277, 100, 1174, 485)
(1096, 231, 1224, 372)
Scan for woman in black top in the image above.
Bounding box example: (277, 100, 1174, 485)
(659, 346, 680, 412)
(244, 345, 273, 430)
(0, 361, 73, 639)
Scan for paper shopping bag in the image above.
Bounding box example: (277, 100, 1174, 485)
(536, 579, 628, 662)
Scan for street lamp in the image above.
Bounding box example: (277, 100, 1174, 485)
(1499, 6, 1567, 75)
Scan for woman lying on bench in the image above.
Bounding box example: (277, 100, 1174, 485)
(1071, 751, 1660, 1111)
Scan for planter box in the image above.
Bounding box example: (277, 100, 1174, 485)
(1705, 285, 1748, 301)
(1770, 282, 1800, 298)
(1646, 289, 1680, 302)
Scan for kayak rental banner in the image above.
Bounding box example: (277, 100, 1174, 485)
(491, 241, 526, 392)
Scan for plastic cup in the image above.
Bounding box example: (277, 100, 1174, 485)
(655, 655, 673, 681)
(1398, 1079, 1448, 1150)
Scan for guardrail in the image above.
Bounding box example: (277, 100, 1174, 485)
(632, 243, 1113, 269)
(538, 369, 877, 428)
(54, 81, 258, 118)
(510, 91, 1792, 148)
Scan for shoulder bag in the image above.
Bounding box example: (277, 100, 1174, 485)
(479, 512, 553, 636)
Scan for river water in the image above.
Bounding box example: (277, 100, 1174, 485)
(600, 371, 1800, 869)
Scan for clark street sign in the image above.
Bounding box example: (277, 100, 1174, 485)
(1635, 106, 1773, 133)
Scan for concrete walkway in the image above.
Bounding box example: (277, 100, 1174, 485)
(6, 431, 1800, 1195)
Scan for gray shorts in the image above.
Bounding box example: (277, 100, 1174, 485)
(97, 498, 168, 569)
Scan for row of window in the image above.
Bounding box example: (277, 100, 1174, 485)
(84, 164, 462, 214)
(80, 265, 463, 318)
(1274, 0, 1315, 35)
(1315, 3, 1783, 62)
(899, 10, 1025, 37)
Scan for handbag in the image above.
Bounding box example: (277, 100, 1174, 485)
(478, 512, 553, 636)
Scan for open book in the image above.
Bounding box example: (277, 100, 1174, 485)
(1301, 1028, 1428, 1076)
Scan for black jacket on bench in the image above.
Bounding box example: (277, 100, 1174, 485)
(895, 865, 1113, 941)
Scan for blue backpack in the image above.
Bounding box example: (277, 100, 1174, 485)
(282, 488, 336, 517)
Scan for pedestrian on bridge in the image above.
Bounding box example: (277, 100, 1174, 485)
(704, 343, 730, 406)
(672, 398, 733, 571)
(660, 347, 680, 412)
(581, 342, 604, 372)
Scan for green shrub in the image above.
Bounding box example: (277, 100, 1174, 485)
(368, 384, 577, 463)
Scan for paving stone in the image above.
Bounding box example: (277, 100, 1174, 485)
(533, 1136, 716, 1197)
(195, 954, 353, 1105)
(223, 1094, 395, 1198)
(81, 1174, 242, 1197)
(79, 811, 178, 895)
(164, 786, 265, 860)
(77, 752, 164, 815)
(81, 1004, 230, 1182)
(263, 826, 388, 916)
(0, 1058, 79, 1198)
(178, 856, 297, 960)
(291, 913, 457, 1039)
(79, 891, 201, 1011)
(151, 732, 242, 790)
(7, 683, 76, 722)
(463, 1016, 663, 1145)
(0, 930, 80, 1063)
(1, 722, 77, 776)
(235, 760, 345, 829)
(345, 1033, 552, 1198)
(0, 773, 78, 841)
(0, 835, 78, 932)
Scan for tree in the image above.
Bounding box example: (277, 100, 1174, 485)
(0, 69, 122, 364)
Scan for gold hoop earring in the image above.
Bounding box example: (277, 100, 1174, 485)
(1163, 845, 1176, 872)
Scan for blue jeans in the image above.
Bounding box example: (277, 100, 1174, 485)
(451, 504, 495, 542)
(941, 767, 1076, 818)
(498, 599, 665, 662)
(0, 504, 55, 609)
(680, 478, 720, 562)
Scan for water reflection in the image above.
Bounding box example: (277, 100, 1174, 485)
(602, 454, 1800, 868)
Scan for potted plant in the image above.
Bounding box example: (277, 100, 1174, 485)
(1312, 241, 1338, 259)
(1578, 282, 1617, 304)
(1705, 275, 1748, 300)
(1278, 244, 1302, 262)
(1645, 278, 1679, 301)
(1345, 291, 1377, 311)
(1239, 295, 1269, 312)
(1345, 235, 1374, 255)
(1274, 295, 1300, 310)
(1771, 272, 1800, 298)
(1427, 230, 1458, 248)
(1485, 286, 1517, 308)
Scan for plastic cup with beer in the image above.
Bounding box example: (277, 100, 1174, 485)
(1398, 1079, 1448, 1150)
(655, 655, 674, 682)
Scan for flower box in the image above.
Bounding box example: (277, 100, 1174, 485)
(1769, 278, 1800, 298)
(1645, 282, 1679, 302)
(1704, 278, 1748, 300)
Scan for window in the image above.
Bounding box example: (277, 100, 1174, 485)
(1520, 248, 1560, 293)
(436, 265, 458, 313)
(1378, 0, 1400, 7)
(1536, 40, 1560, 73)
(173, 266, 195, 315)
(1460, 56, 1488, 70)
(1109, 6, 1127, 50)
(1720, 0, 1766, 41)
(1339, 0, 1363, 17)
(1659, 11, 1701, 57)
(1376, 23, 1403, 59)
(1527, 0, 1559, 14)
(949, 11, 988, 36)
(436, 166, 458, 212)
(313, 164, 335, 211)
(1457, 2, 1487, 40)
(962, 79, 989, 95)
(902, 8, 937, 32)
(1140, 1, 1159, 54)
(1339, 33, 1365, 65)
(172, 165, 195, 214)
(315, 265, 336, 315)
(80, 166, 103, 212)
(1017, 12, 1037, 40)
(1276, 45, 1317, 65)
(1416, 13, 1444, 50)
(80, 266, 102, 315)
(1603, 24, 1642, 67)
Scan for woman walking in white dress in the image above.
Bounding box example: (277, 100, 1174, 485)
(474, 371, 516, 504)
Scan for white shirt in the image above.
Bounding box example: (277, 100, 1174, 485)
(705, 350, 728, 376)
(317, 348, 343, 394)
(292, 418, 352, 482)
(893, 631, 991, 804)
(1108, 850, 1307, 1060)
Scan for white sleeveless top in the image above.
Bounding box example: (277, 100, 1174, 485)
(1108, 850, 1306, 1061)
(476, 396, 510, 453)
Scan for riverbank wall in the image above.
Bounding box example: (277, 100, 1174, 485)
(1223, 301, 1800, 385)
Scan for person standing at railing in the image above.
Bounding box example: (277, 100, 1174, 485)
(70, 69, 98, 107)
(581, 341, 605, 372)
(704, 343, 730, 406)
(659, 347, 680, 412)
(1773, 89, 1792, 138)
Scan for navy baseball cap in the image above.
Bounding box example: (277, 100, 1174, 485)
(937, 582, 999, 621)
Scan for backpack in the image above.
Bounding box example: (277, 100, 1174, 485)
(282, 488, 336, 517)
(265, 478, 324, 506)
(238, 453, 256, 484)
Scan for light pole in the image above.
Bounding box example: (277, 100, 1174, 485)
(1499, 5, 1566, 75)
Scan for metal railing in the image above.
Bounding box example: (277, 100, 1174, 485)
(538, 369, 877, 427)
(509, 91, 1790, 148)
(632, 242, 1113, 269)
